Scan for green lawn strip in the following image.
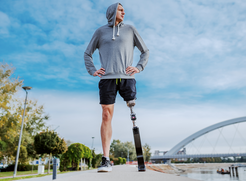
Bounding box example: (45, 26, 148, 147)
(0, 168, 95, 180)
(0, 170, 53, 177)
(0, 171, 72, 181)
(0, 171, 37, 177)
(0, 174, 49, 181)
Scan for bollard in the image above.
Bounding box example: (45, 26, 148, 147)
(53, 158, 57, 180)
(229, 167, 231, 176)
(232, 166, 235, 176)
(235, 167, 238, 177)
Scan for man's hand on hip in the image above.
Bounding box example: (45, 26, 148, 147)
(93, 68, 105, 77)
(126, 66, 140, 76)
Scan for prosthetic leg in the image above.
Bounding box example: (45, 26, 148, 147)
(127, 100, 146, 172)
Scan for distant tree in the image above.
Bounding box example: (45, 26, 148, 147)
(0, 62, 22, 159)
(0, 140, 7, 159)
(34, 130, 67, 174)
(13, 145, 28, 164)
(65, 140, 73, 147)
(186, 158, 191, 163)
(0, 62, 49, 162)
(26, 143, 38, 172)
(110, 139, 120, 156)
(143, 143, 151, 162)
(60, 143, 92, 171)
(110, 139, 136, 161)
(214, 157, 222, 163)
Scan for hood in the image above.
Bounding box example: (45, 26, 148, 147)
(106, 2, 119, 27)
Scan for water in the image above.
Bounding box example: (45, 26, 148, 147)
(181, 167, 246, 181)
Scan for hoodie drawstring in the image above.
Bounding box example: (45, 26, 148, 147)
(117, 24, 120, 36)
(112, 25, 115, 40)
(112, 23, 120, 40)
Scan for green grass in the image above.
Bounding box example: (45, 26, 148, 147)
(0, 174, 50, 181)
(0, 170, 71, 181)
(0, 170, 53, 177)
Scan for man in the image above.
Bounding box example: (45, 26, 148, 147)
(84, 2, 149, 172)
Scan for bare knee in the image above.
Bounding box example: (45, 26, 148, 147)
(101, 104, 114, 123)
(102, 110, 111, 122)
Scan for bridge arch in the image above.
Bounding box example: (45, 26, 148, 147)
(165, 116, 246, 156)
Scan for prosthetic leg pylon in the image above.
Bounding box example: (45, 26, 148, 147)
(127, 100, 146, 172)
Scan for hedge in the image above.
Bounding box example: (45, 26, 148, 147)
(4, 164, 38, 171)
(112, 157, 126, 165)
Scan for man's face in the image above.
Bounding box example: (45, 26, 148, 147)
(116, 5, 125, 22)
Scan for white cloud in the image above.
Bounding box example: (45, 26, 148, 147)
(25, 89, 246, 154)
(0, 11, 10, 36)
(3, 0, 246, 92)
(7, 52, 48, 65)
(3, 0, 246, 155)
(118, 0, 246, 91)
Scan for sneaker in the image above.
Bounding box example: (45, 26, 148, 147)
(97, 157, 112, 172)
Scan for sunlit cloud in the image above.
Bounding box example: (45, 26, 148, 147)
(1, 0, 246, 153)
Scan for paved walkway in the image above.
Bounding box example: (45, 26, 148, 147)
(20, 165, 198, 181)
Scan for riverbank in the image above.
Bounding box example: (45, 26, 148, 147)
(148, 163, 233, 175)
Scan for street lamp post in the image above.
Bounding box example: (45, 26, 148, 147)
(90, 137, 94, 169)
(91, 137, 95, 150)
(13, 86, 32, 178)
(127, 149, 129, 163)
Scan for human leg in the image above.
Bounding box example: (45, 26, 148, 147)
(101, 104, 114, 157)
(98, 79, 117, 172)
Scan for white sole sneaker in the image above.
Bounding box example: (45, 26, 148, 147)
(97, 166, 112, 172)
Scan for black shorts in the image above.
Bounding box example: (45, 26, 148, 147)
(99, 79, 136, 104)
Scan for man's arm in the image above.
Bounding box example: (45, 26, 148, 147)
(84, 29, 100, 76)
(133, 27, 149, 72)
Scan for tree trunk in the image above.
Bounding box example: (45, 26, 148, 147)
(83, 158, 85, 170)
(32, 158, 33, 173)
(48, 153, 52, 174)
(81, 158, 82, 171)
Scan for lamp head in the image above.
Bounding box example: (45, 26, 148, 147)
(22, 86, 32, 91)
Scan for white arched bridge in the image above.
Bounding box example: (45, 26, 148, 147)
(151, 116, 246, 160)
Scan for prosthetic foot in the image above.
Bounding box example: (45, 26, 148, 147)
(126, 100, 146, 172)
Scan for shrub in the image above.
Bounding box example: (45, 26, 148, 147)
(113, 157, 124, 165)
(45, 164, 53, 170)
(59, 152, 70, 172)
(59, 143, 92, 171)
(5, 164, 38, 171)
(111, 158, 118, 165)
(118, 157, 123, 165)
(92, 152, 102, 168)
(122, 158, 126, 164)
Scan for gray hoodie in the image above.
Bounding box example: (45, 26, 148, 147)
(84, 2, 149, 79)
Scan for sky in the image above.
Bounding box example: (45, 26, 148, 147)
(1, 0, 246, 155)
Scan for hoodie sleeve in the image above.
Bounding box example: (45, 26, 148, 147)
(84, 29, 100, 76)
(133, 27, 149, 72)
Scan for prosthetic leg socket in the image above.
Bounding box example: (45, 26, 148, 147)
(126, 100, 137, 126)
